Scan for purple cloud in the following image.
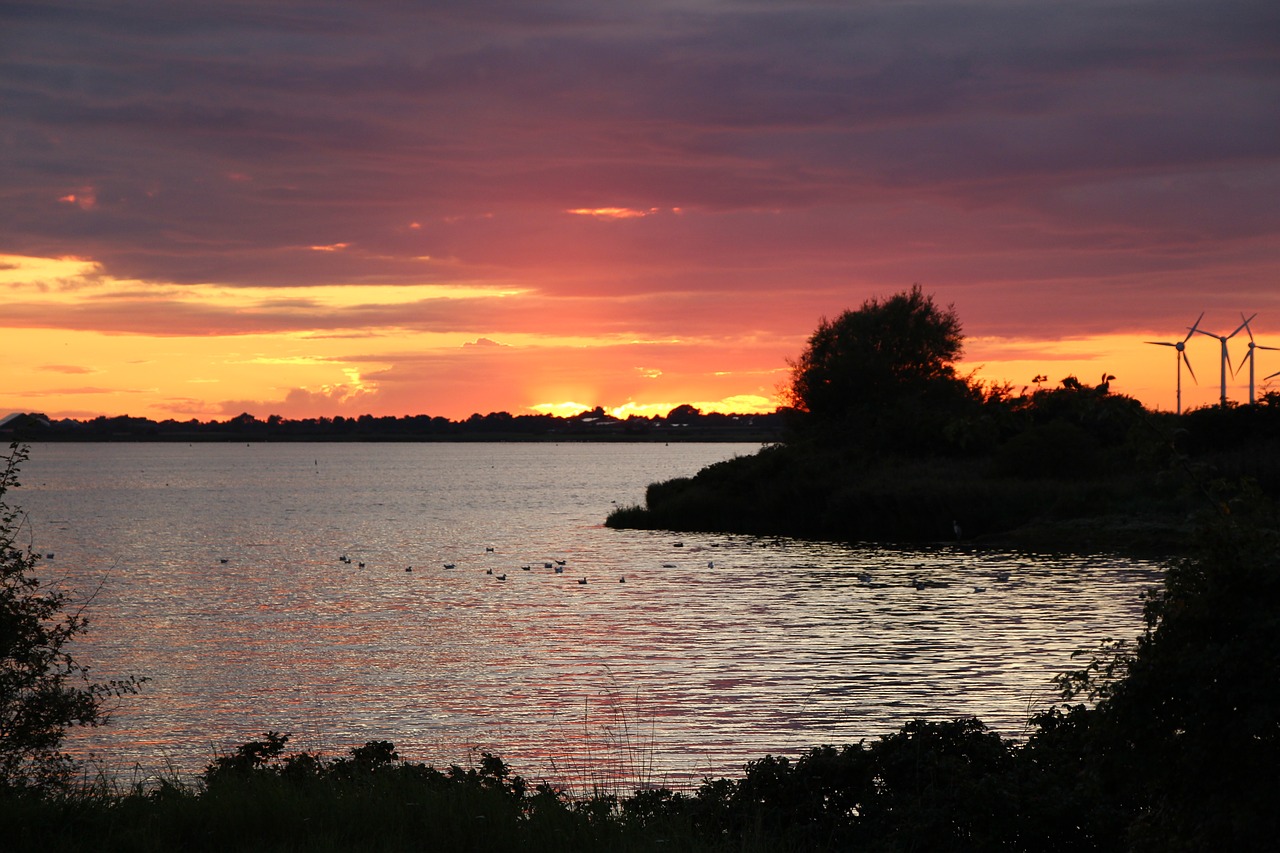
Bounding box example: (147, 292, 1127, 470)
(0, 0, 1276, 344)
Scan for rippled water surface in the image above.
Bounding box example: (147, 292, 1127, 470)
(17, 442, 1164, 787)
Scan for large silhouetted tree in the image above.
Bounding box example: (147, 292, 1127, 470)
(786, 286, 972, 447)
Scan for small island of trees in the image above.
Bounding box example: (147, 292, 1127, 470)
(609, 285, 1280, 554)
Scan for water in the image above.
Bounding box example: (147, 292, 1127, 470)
(14, 442, 1164, 789)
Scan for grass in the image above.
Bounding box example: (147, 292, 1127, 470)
(1, 747, 738, 853)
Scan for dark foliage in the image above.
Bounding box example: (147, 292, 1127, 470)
(0, 443, 143, 793)
(611, 295, 1280, 551)
(1065, 483, 1280, 851)
(785, 286, 983, 453)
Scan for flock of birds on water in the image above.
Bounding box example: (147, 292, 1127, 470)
(213, 540, 1016, 593)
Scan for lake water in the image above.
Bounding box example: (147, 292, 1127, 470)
(14, 442, 1164, 790)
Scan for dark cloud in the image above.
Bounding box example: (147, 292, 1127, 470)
(1, 0, 1277, 340)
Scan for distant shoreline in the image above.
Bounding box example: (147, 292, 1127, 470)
(0, 409, 784, 444)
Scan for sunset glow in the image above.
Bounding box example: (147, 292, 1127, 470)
(3, 2, 1277, 422)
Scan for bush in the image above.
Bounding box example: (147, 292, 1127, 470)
(0, 443, 143, 793)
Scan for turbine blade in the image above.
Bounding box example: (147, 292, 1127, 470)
(1266, 369, 1280, 381)
(1183, 351, 1197, 384)
(1258, 344, 1280, 352)
(1242, 312, 1255, 343)
(1182, 311, 1205, 343)
(1229, 313, 1257, 339)
(1233, 349, 1251, 378)
(1145, 341, 1176, 347)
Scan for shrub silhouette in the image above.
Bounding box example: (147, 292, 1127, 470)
(0, 443, 143, 793)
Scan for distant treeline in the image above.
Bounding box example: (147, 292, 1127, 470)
(0, 405, 784, 443)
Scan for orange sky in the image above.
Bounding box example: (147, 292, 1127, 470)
(5, 251, 1274, 421)
(3, 3, 1278, 421)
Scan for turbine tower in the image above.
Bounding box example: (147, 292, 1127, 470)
(1195, 313, 1255, 407)
(1236, 314, 1279, 404)
(1145, 312, 1202, 414)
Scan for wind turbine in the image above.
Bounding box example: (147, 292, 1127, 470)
(1195, 313, 1255, 407)
(1145, 312, 1202, 414)
(1236, 314, 1279, 404)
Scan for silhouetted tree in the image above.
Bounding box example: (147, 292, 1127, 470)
(0, 444, 142, 792)
(786, 285, 973, 449)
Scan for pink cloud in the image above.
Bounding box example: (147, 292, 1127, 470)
(1, 0, 1276, 418)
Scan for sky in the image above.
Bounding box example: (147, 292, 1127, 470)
(3, 0, 1278, 421)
